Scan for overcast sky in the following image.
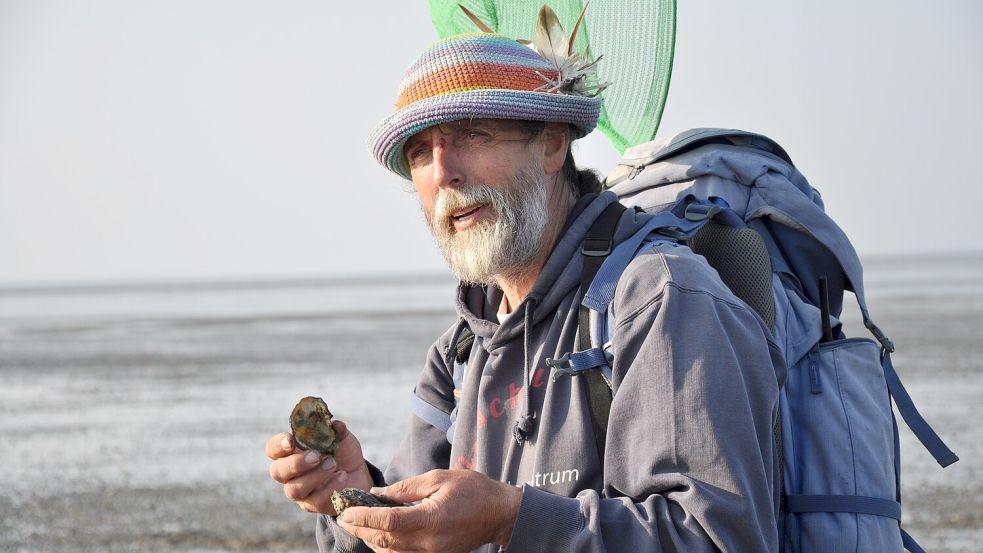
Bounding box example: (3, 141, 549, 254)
(1, 0, 980, 284)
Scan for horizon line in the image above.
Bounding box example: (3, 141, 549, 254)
(2, 248, 981, 295)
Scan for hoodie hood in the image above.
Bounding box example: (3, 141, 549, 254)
(448, 191, 658, 444)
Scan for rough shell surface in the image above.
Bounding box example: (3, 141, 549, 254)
(331, 488, 396, 516)
(289, 396, 336, 454)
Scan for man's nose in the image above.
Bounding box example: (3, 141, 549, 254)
(431, 136, 465, 189)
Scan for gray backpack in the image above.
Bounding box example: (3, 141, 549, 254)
(592, 128, 959, 552)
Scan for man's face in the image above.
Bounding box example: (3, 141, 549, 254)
(404, 119, 560, 284)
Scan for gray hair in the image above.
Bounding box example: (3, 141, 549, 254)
(514, 120, 603, 199)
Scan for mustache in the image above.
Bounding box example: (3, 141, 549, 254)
(433, 185, 500, 223)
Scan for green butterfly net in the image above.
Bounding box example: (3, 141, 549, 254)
(429, 0, 676, 154)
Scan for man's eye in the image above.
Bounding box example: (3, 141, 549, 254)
(461, 130, 491, 144)
(408, 146, 430, 161)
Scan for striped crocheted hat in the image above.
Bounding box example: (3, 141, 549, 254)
(368, 32, 603, 180)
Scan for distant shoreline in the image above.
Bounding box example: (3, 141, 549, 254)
(0, 271, 456, 295)
(1, 249, 981, 293)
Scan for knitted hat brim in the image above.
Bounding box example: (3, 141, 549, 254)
(368, 88, 601, 180)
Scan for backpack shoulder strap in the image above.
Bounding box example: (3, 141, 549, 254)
(577, 201, 626, 461)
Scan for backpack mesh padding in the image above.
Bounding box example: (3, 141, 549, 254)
(690, 222, 785, 521)
(688, 221, 776, 331)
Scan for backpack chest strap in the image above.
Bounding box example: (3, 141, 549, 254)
(545, 347, 613, 383)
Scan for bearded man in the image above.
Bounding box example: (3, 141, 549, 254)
(266, 32, 784, 553)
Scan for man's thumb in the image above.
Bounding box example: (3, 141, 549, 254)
(371, 470, 444, 503)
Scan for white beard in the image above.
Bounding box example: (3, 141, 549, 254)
(423, 166, 551, 285)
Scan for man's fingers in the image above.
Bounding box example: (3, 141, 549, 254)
(340, 503, 437, 534)
(338, 508, 423, 552)
(282, 458, 341, 501)
(341, 505, 403, 532)
(331, 419, 350, 439)
(296, 470, 349, 515)
(265, 432, 294, 460)
(340, 523, 395, 551)
(269, 449, 326, 483)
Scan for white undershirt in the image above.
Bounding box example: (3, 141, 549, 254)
(495, 295, 514, 324)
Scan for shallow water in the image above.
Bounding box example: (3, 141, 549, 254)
(1, 255, 980, 552)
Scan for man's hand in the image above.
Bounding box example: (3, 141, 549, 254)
(337, 469, 522, 553)
(266, 420, 374, 514)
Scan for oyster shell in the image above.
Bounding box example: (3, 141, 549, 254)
(331, 488, 398, 516)
(289, 396, 337, 454)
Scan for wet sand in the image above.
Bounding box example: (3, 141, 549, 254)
(0, 311, 455, 552)
(1, 258, 980, 552)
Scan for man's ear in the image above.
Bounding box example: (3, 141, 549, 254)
(541, 123, 570, 175)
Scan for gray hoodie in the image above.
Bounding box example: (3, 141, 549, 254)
(318, 192, 786, 552)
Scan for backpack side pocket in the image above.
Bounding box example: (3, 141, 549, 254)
(782, 338, 903, 553)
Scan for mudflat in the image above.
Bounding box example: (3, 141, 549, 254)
(1, 255, 980, 552)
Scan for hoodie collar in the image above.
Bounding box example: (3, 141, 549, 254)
(454, 191, 622, 349)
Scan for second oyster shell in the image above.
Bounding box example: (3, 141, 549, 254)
(331, 488, 397, 516)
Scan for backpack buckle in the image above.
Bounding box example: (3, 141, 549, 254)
(546, 353, 577, 381)
(684, 203, 721, 222)
(865, 320, 896, 353)
(582, 238, 612, 257)
(546, 352, 572, 370)
(656, 226, 687, 239)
